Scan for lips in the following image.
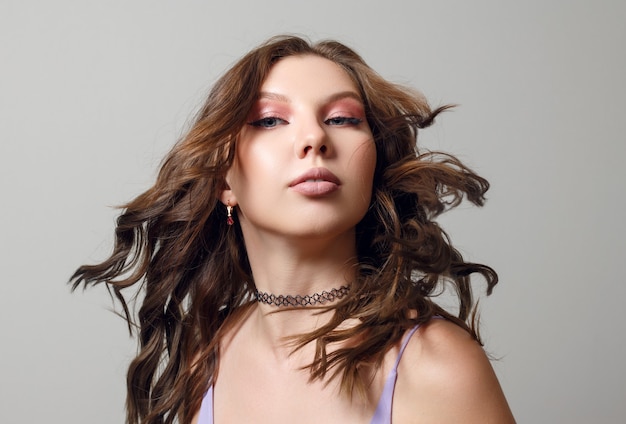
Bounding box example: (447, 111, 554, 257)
(289, 167, 341, 196)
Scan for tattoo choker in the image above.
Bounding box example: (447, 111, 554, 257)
(255, 285, 350, 307)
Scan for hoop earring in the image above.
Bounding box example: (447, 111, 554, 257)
(226, 203, 234, 226)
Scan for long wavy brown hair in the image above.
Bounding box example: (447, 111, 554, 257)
(71, 35, 498, 424)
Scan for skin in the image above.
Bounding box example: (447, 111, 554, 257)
(191, 55, 515, 423)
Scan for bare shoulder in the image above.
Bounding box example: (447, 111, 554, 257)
(393, 319, 515, 423)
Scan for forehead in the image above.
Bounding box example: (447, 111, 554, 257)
(260, 55, 359, 98)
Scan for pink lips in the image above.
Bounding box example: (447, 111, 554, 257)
(289, 167, 341, 196)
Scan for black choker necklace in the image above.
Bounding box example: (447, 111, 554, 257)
(255, 285, 350, 307)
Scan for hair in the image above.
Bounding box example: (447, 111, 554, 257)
(71, 35, 498, 424)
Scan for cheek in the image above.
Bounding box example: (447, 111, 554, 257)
(229, 143, 281, 201)
(352, 140, 377, 183)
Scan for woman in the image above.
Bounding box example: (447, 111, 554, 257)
(72, 35, 515, 423)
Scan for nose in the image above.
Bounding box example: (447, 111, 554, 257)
(295, 118, 330, 159)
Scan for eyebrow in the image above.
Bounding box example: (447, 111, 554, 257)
(325, 90, 364, 104)
(256, 90, 363, 104)
(257, 92, 291, 103)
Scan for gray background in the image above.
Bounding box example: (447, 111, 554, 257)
(1, 1, 624, 422)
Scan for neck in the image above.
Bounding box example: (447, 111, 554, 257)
(242, 225, 359, 297)
(239, 225, 359, 342)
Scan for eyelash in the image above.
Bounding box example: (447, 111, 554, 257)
(325, 117, 362, 126)
(248, 117, 287, 128)
(248, 116, 362, 128)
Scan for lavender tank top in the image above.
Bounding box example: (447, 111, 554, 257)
(198, 324, 421, 424)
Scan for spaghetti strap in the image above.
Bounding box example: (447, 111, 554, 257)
(394, 325, 421, 369)
(198, 385, 214, 424)
(369, 324, 421, 424)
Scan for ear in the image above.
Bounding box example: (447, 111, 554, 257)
(219, 186, 238, 207)
(219, 165, 238, 206)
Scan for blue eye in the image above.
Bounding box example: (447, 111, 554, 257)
(325, 117, 362, 126)
(249, 117, 287, 128)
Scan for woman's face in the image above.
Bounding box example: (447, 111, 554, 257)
(223, 55, 376, 241)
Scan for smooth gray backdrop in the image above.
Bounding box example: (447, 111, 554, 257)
(1, 1, 624, 423)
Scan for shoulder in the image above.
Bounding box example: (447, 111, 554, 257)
(392, 319, 515, 423)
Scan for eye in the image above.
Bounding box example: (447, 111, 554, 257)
(248, 117, 288, 128)
(325, 117, 363, 126)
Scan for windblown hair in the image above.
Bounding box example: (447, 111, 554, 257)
(71, 35, 497, 424)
